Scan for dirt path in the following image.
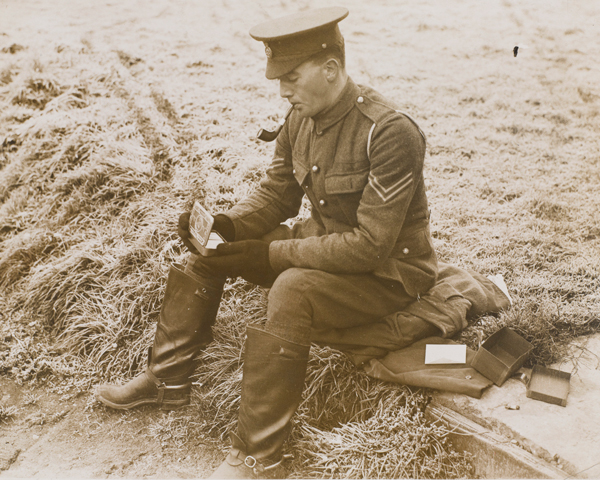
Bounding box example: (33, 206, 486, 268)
(1, 376, 219, 478)
(1, 0, 599, 478)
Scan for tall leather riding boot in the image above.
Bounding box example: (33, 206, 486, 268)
(95, 264, 224, 410)
(210, 326, 310, 479)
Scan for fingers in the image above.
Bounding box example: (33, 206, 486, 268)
(215, 241, 245, 255)
(177, 211, 199, 253)
(178, 212, 191, 238)
(202, 254, 242, 276)
(203, 242, 251, 276)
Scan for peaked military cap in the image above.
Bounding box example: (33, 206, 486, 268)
(249, 6, 349, 79)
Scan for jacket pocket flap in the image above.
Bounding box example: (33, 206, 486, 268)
(325, 171, 369, 194)
(292, 163, 308, 186)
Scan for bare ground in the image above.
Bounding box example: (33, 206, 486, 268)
(1, 376, 220, 478)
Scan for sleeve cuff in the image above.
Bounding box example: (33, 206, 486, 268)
(268, 241, 291, 274)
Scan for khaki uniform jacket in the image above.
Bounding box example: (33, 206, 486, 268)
(227, 78, 438, 298)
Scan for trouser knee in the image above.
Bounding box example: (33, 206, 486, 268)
(267, 268, 316, 316)
(265, 268, 316, 345)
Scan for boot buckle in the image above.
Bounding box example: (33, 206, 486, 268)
(244, 455, 258, 470)
(243, 455, 270, 475)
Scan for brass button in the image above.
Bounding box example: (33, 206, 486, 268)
(304, 184, 309, 189)
(316, 130, 323, 136)
(312, 165, 320, 173)
(292, 169, 296, 175)
(319, 199, 327, 206)
(357, 96, 364, 103)
(403, 248, 410, 255)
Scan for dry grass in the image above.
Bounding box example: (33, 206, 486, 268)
(291, 391, 472, 479)
(1, 0, 600, 477)
(0, 403, 19, 423)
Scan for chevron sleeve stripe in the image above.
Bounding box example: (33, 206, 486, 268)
(369, 171, 413, 203)
(266, 157, 285, 173)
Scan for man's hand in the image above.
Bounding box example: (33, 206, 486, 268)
(212, 214, 236, 242)
(178, 212, 236, 254)
(202, 240, 277, 286)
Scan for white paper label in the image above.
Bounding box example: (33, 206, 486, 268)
(424, 344, 467, 365)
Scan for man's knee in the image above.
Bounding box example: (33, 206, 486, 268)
(267, 268, 324, 316)
(269, 268, 319, 300)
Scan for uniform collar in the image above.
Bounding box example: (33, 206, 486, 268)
(312, 77, 360, 135)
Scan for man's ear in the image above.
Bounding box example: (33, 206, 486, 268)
(324, 58, 341, 82)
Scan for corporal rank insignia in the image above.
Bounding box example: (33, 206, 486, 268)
(264, 43, 273, 59)
(369, 171, 413, 203)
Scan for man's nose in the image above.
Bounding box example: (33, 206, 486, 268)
(279, 81, 292, 99)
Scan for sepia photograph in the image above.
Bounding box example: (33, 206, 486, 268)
(1, 0, 599, 478)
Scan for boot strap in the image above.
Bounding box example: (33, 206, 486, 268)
(145, 368, 191, 404)
(229, 448, 292, 475)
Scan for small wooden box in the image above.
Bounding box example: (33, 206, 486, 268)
(526, 365, 571, 407)
(472, 327, 533, 386)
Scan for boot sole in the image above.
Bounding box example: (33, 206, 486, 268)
(96, 394, 190, 410)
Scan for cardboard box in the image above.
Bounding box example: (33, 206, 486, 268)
(526, 365, 571, 407)
(472, 327, 533, 386)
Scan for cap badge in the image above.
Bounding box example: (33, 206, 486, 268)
(264, 42, 273, 59)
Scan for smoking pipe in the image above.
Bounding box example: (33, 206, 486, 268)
(256, 105, 293, 142)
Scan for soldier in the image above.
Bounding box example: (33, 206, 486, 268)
(96, 7, 440, 478)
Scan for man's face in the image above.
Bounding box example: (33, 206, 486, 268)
(278, 60, 331, 118)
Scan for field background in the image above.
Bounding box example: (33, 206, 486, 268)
(1, 0, 599, 478)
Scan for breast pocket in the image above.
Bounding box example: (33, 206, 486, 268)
(324, 169, 369, 225)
